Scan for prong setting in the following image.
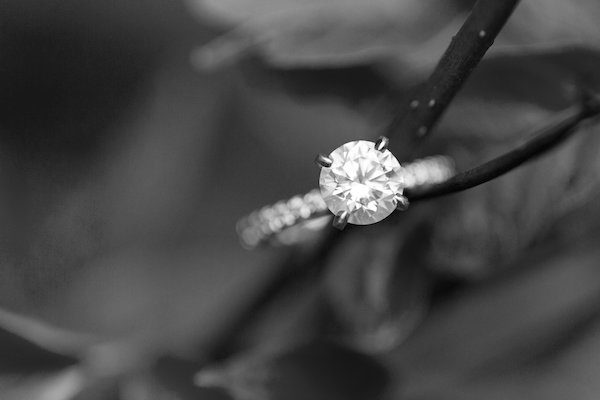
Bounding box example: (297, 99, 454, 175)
(332, 211, 349, 230)
(319, 140, 403, 225)
(395, 195, 410, 211)
(315, 153, 333, 168)
(374, 136, 389, 152)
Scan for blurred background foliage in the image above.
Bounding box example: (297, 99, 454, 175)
(1, 0, 600, 399)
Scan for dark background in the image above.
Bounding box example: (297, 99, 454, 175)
(1, 0, 600, 399)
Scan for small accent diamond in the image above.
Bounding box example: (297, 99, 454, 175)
(319, 140, 404, 225)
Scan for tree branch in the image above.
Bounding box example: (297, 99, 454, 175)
(385, 0, 520, 154)
(406, 95, 600, 201)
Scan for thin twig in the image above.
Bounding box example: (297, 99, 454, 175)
(385, 0, 520, 154)
(406, 95, 600, 200)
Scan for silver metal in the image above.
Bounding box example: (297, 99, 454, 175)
(401, 155, 455, 188)
(395, 195, 410, 211)
(374, 136, 389, 152)
(315, 153, 333, 168)
(237, 154, 455, 249)
(236, 189, 329, 249)
(332, 211, 349, 230)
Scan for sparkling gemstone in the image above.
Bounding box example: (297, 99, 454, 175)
(319, 140, 404, 225)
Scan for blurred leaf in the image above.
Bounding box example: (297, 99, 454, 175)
(187, 0, 460, 71)
(70, 378, 121, 400)
(383, 240, 600, 400)
(323, 223, 431, 353)
(497, 0, 600, 56)
(188, 0, 600, 75)
(0, 38, 245, 358)
(439, 49, 600, 142)
(186, 0, 600, 137)
(0, 328, 76, 374)
(196, 341, 388, 400)
(0, 308, 96, 357)
(1, 367, 85, 400)
(426, 127, 600, 278)
(237, 58, 400, 110)
(421, 49, 600, 278)
(220, 267, 326, 357)
(0, 7, 163, 151)
(149, 356, 229, 400)
(0, 322, 83, 400)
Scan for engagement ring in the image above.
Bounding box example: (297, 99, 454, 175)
(237, 136, 455, 249)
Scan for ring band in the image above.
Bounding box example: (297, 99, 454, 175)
(237, 155, 455, 249)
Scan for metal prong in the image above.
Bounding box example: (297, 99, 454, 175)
(315, 153, 333, 168)
(332, 211, 349, 230)
(395, 195, 410, 211)
(374, 136, 389, 152)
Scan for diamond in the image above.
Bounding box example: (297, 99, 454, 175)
(319, 140, 405, 225)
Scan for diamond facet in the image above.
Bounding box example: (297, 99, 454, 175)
(319, 140, 405, 225)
